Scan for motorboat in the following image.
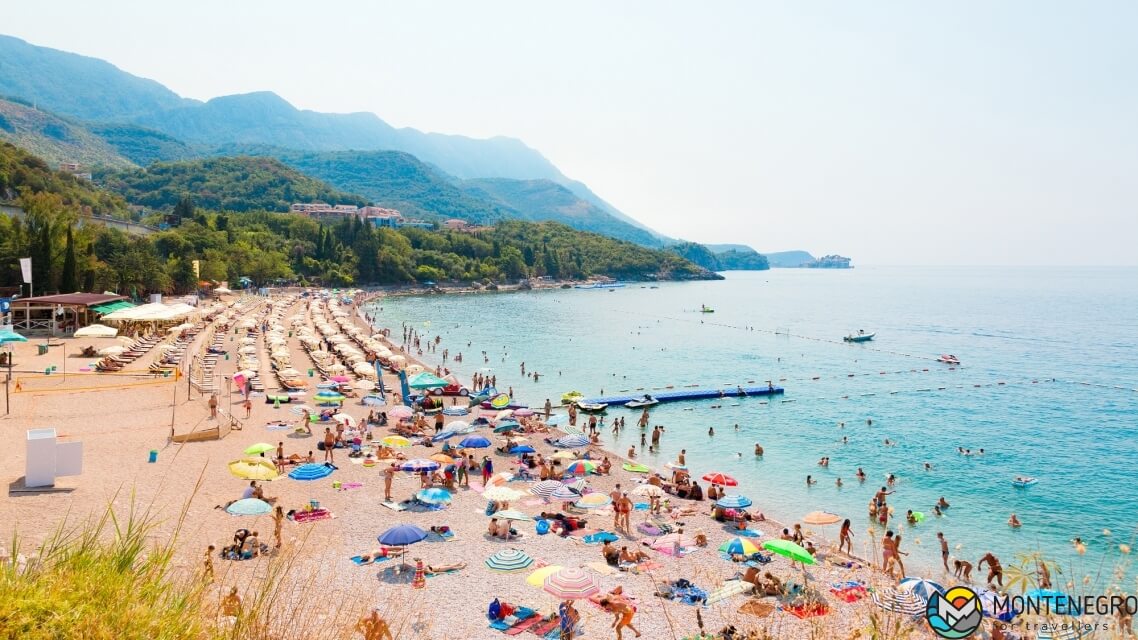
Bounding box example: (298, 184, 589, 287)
(937, 354, 961, 365)
(576, 401, 608, 412)
(843, 330, 875, 343)
(625, 395, 659, 409)
(1012, 476, 1037, 488)
(700, 304, 715, 313)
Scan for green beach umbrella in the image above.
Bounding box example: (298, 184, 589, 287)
(244, 442, 276, 455)
(762, 539, 816, 565)
(407, 372, 448, 389)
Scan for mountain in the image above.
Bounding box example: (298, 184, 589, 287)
(764, 250, 816, 268)
(0, 97, 133, 169)
(669, 241, 769, 271)
(0, 141, 127, 215)
(96, 156, 367, 213)
(706, 243, 756, 253)
(459, 178, 664, 247)
(0, 35, 194, 121)
(87, 122, 197, 166)
(714, 248, 769, 270)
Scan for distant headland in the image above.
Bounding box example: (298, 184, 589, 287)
(763, 250, 853, 269)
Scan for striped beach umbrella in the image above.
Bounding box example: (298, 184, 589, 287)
(565, 460, 597, 475)
(416, 488, 452, 505)
(543, 567, 599, 600)
(485, 549, 533, 573)
(493, 420, 521, 433)
(554, 434, 591, 448)
(899, 577, 944, 602)
(719, 537, 761, 556)
(388, 406, 413, 420)
(289, 463, 334, 481)
(225, 498, 272, 516)
(550, 486, 581, 501)
(573, 493, 612, 509)
(401, 459, 441, 473)
(872, 587, 925, 616)
(702, 472, 738, 486)
(529, 480, 565, 498)
(494, 509, 532, 522)
(715, 494, 753, 509)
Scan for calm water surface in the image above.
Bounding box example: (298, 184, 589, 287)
(367, 267, 1138, 586)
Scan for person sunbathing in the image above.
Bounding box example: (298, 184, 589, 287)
(426, 561, 467, 574)
(356, 548, 393, 564)
(760, 573, 784, 597)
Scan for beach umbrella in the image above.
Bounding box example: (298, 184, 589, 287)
(565, 460, 597, 475)
(97, 345, 125, 356)
(377, 524, 427, 565)
(483, 486, 524, 501)
(551, 450, 577, 460)
(74, 324, 117, 338)
(719, 537, 762, 556)
(453, 422, 479, 435)
(715, 494, 753, 509)
(430, 453, 457, 464)
(546, 414, 568, 426)
(563, 477, 589, 492)
(388, 406, 413, 419)
(801, 511, 842, 526)
(543, 567, 599, 600)
(416, 488, 452, 505)
(632, 484, 665, 498)
(573, 493, 612, 509)
(228, 458, 280, 481)
(314, 391, 344, 405)
(493, 419, 521, 431)
(485, 549, 533, 573)
(554, 434, 591, 448)
(872, 587, 925, 617)
(432, 429, 458, 442)
(529, 481, 565, 498)
(332, 413, 355, 427)
(550, 486, 581, 501)
(509, 445, 536, 455)
(225, 498, 272, 516)
(445, 420, 470, 432)
(514, 409, 535, 417)
(526, 565, 563, 587)
(289, 463, 334, 481)
(495, 509, 532, 522)
(330, 375, 350, 383)
(899, 578, 944, 604)
(401, 459, 441, 473)
(702, 472, 738, 487)
(383, 435, 412, 448)
(459, 435, 492, 449)
(490, 394, 512, 409)
(243, 442, 276, 456)
(407, 372, 448, 389)
(761, 540, 816, 565)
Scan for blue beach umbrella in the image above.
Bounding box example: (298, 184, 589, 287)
(546, 414, 568, 426)
(459, 435, 492, 449)
(432, 429, 458, 442)
(416, 488, 453, 505)
(554, 434, 591, 448)
(378, 524, 428, 545)
(289, 463, 334, 481)
(225, 498, 272, 516)
(509, 445, 536, 455)
(401, 459, 441, 473)
(493, 420, 521, 433)
(715, 495, 753, 509)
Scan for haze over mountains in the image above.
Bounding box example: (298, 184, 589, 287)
(0, 33, 789, 267)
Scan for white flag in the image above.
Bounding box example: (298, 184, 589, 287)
(19, 258, 32, 284)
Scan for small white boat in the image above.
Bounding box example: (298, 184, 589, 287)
(1012, 476, 1037, 488)
(625, 396, 659, 409)
(576, 401, 608, 412)
(843, 331, 875, 343)
(937, 354, 961, 365)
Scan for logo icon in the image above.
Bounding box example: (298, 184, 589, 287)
(926, 586, 983, 639)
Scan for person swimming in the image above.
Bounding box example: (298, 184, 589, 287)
(937, 497, 950, 509)
(1008, 514, 1022, 528)
(856, 468, 866, 481)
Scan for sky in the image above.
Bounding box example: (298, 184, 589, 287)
(6, 1, 1138, 265)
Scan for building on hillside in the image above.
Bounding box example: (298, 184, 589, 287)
(443, 218, 468, 230)
(360, 206, 404, 227)
(400, 219, 434, 229)
(58, 161, 92, 181)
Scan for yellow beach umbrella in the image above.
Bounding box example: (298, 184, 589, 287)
(228, 458, 280, 481)
(383, 435, 412, 448)
(526, 565, 563, 587)
(802, 511, 842, 525)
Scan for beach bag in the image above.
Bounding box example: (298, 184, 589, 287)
(487, 598, 501, 621)
(536, 519, 550, 535)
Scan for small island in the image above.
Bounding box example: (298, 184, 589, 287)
(763, 251, 853, 269)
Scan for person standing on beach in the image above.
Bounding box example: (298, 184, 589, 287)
(839, 519, 853, 554)
(937, 532, 950, 572)
(568, 404, 577, 426)
(482, 457, 493, 485)
(384, 463, 396, 501)
(272, 506, 284, 549)
(456, 457, 467, 487)
(600, 597, 641, 640)
(618, 493, 633, 531)
(544, 399, 552, 419)
(978, 552, 1003, 587)
(559, 600, 580, 640)
(677, 449, 686, 466)
(202, 545, 215, 583)
(323, 428, 335, 462)
(208, 393, 218, 419)
(244, 397, 252, 419)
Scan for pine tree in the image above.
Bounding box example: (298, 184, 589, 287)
(60, 225, 78, 292)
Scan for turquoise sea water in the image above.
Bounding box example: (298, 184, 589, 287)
(367, 267, 1138, 585)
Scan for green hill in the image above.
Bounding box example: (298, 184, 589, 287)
(764, 250, 816, 268)
(668, 241, 769, 271)
(88, 122, 197, 165)
(0, 35, 193, 121)
(96, 156, 367, 212)
(0, 98, 133, 169)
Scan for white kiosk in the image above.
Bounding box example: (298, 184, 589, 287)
(25, 428, 83, 488)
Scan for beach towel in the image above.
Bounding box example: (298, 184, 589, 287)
(736, 529, 761, 538)
(784, 602, 829, 619)
(380, 501, 407, 512)
(636, 523, 662, 536)
(265, 422, 291, 431)
(289, 509, 332, 523)
(530, 617, 560, 637)
(350, 555, 391, 566)
(582, 531, 619, 545)
(338, 482, 363, 490)
(737, 600, 775, 618)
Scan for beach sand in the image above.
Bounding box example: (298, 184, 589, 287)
(0, 293, 939, 639)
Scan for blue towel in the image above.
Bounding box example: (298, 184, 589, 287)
(582, 531, 619, 544)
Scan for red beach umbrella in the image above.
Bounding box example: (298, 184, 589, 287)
(702, 472, 738, 487)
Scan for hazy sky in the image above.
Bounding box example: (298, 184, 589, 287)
(7, 1, 1137, 264)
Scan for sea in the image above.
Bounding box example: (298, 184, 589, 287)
(365, 266, 1138, 587)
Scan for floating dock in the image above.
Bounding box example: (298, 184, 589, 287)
(581, 385, 784, 407)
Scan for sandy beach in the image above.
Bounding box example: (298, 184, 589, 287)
(0, 291, 945, 640)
